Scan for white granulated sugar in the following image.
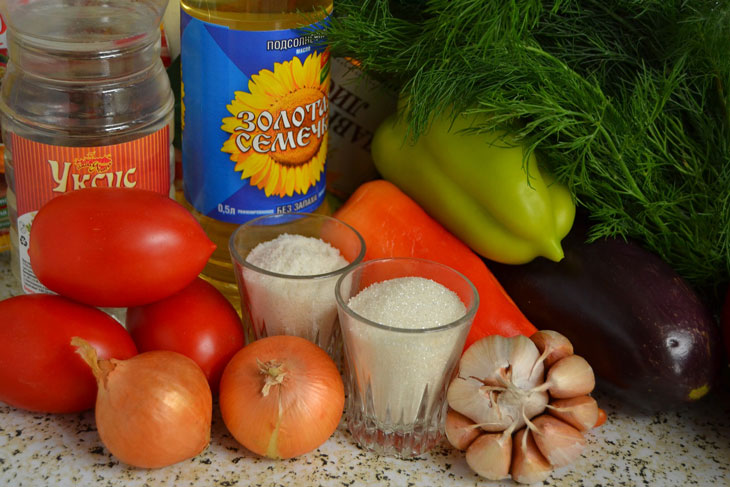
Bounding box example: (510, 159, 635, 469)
(242, 234, 349, 357)
(347, 276, 466, 329)
(246, 233, 348, 276)
(341, 276, 469, 428)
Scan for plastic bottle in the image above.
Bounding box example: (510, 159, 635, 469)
(0, 0, 175, 294)
(180, 0, 333, 308)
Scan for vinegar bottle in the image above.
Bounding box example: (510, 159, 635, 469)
(0, 0, 175, 295)
(180, 0, 333, 308)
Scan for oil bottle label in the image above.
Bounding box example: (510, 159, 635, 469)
(11, 128, 171, 294)
(180, 12, 330, 223)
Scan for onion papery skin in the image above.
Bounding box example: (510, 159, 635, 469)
(94, 351, 212, 468)
(219, 335, 345, 460)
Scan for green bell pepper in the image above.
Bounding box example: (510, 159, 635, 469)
(371, 111, 575, 264)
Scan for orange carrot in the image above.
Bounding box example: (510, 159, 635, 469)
(334, 180, 537, 350)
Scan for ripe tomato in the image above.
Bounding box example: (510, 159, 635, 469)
(126, 277, 245, 394)
(0, 294, 138, 413)
(29, 187, 216, 307)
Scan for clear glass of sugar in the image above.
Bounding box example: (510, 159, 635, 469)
(335, 257, 478, 458)
(229, 212, 365, 362)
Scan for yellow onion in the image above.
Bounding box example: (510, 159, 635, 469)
(219, 335, 344, 459)
(73, 337, 212, 468)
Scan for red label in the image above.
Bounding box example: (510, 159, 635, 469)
(13, 127, 170, 215)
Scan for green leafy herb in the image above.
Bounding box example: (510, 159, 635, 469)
(326, 0, 730, 300)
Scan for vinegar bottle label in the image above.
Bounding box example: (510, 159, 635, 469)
(11, 128, 171, 294)
(180, 12, 330, 223)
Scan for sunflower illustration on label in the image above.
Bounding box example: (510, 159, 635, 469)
(180, 11, 330, 223)
(221, 52, 329, 198)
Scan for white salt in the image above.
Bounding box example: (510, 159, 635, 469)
(243, 234, 349, 355)
(342, 277, 469, 428)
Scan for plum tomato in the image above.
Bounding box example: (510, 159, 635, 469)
(0, 294, 138, 413)
(29, 187, 216, 307)
(126, 277, 245, 394)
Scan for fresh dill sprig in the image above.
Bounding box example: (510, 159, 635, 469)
(326, 0, 730, 300)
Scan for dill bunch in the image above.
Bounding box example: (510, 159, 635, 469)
(327, 0, 730, 300)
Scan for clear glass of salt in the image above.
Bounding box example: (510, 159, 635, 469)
(229, 212, 365, 362)
(335, 257, 478, 458)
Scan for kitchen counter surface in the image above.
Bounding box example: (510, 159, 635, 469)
(1, 251, 729, 487)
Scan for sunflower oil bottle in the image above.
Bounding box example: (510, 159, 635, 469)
(180, 0, 333, 308)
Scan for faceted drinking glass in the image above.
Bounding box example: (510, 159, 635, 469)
(335, 257, 478, 458)
(229, 212, 365, 362)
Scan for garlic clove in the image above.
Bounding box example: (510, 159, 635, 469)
(465, 432, 512, 480)
(510, 428, 553, 484)
(509, 335, 546, 389)
(446, 376, 515, 432)
(545, 354, 595, 398)
(547, 396, 599, 432)
(531, 415, 586, 467)
(530, 330, 574, 367)
(445, 408, 481, 450)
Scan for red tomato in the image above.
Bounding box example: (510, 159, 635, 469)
(0, 294, 138, 413)
(29, 187, 216, 307)
(126, 277, 245, 394)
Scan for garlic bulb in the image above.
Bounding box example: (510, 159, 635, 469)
(445, 331, 602, 484)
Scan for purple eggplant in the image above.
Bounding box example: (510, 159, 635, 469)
(488, 226, 723, 410)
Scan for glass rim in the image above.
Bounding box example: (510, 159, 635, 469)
(229, 212, 367, 280)
(334, 257, 480, 335)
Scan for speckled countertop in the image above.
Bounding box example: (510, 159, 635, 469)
(1, 250, 729, 487)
